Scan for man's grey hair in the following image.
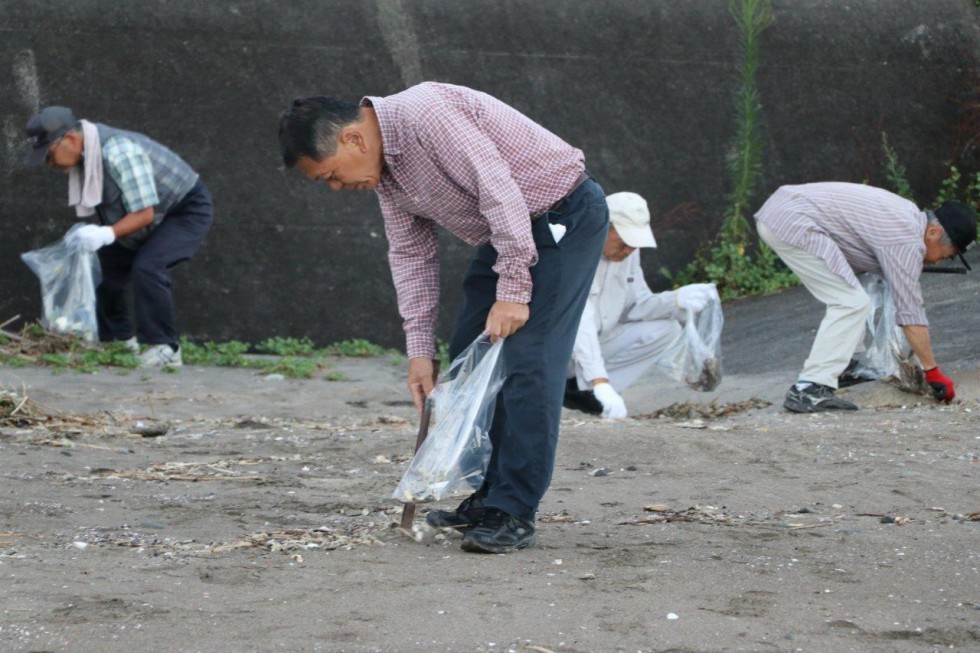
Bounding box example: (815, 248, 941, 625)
(927, 212, 954, 247)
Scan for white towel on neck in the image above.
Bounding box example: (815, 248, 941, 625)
(68, 119, 103, 217)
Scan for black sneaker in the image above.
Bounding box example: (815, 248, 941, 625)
(563, 378, 603, 415)
(425, 494, 486, 530)
(838, 359, 878, 388)
(784, 382, 858, 413)
(460, 508, 536, 554)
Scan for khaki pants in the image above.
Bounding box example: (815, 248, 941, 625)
(757, 223, 870, 388)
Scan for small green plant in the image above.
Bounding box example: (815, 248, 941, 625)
(324, 371, 349, 382)
(260, 357, 319, 379)
(881, 132, 915, 201)
(322, 338, 390, 357)
(180, 339, 251, 367)
(0, 355, 31, 368)
(669, 0, 796, 299)
(256, 336, 317, 357)
(936, 164, 961, 205)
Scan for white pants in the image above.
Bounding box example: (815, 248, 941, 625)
(757, 223, 871, 388)
(569, 319, 682, 392)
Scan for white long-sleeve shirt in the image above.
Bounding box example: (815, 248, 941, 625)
(571, 250, 678, 383)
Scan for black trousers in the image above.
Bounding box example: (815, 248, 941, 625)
(96, 181, 213, 345)
(448, 178, 608, 522)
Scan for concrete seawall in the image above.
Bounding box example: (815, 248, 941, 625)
(1, 0, 977, 349)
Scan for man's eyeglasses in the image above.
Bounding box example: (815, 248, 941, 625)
(44, 137, 63, 165)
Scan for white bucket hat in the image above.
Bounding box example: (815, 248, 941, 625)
(606, 191, 656, 248)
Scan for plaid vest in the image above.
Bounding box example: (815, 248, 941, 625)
(95, 123, 199, 249)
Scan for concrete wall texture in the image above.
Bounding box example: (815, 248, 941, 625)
(1, 0, 978, 351)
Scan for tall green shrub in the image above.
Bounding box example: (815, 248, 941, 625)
(670, 0, 796, 298)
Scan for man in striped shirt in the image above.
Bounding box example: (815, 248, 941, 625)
(279, 83, 608, 553)
(754, 182, 977, 413)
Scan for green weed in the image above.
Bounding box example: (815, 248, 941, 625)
(260, 357, 319, 379)
(180, 339, 251, 367)
(322, 339, 391, 357)
(256, 336, 317, 357)
(882, 132, 915, 201)
(670, 0, 796, 299)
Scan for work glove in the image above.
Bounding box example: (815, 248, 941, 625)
(676, 283, 716, 313)
(67, 225, 115, 252)
(924, 366, 955, 403)
(593, 382, 628, 419)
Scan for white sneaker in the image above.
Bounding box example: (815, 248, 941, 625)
(121, 337, 140, 353)
(139, 344, 183, 367)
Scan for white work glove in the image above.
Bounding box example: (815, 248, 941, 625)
(67, 225, 115, 252)
(676, 283, 716, 313)
(593, 382, 628, 419)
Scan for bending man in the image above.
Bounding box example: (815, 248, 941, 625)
(755, 182, 976, 413)
(279, 83, 608, 553)
(565, 192, 716, 418)
(26, 106, 212, 367)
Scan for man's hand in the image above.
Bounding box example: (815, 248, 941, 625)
(484, 300, 529, 343)
(67, 225, 115, 252)
(593, 382, 628, 419)
(407, 357, 438, 413)
(676, 283, 716, 313)
(924, 366, 955, 403)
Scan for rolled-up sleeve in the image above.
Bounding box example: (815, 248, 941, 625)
(379, 193, 441, 359)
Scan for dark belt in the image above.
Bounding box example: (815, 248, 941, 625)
(531, 170, 591, 220)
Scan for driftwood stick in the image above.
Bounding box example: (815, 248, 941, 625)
(0, 328, 23, 342)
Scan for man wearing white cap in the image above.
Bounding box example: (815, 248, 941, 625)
(564, 192, 716, 418)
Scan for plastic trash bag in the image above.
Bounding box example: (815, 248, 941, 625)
(863, 274, 929, 394)
(655, 285, 724, 391)
(391, 336, 506, 503)
(20, 224, 101, 342)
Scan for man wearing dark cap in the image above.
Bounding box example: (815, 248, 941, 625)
(26, 106, 212, 367)
(278, 82, 608, 553)
(754, 182, 977, 412)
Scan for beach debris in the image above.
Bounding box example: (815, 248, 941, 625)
(688, 357, 721, 392)
(1, 386, 108, 434)
(620, 505, 731, 525)
(129, 419, 171, 437)
(634, 397, 771, 421)
(538, 511, 578, 523)
(77, 458, 278, 482)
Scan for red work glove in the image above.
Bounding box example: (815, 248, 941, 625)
(924, 366, 955, 403)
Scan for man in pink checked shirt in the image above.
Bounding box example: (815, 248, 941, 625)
(279, 82, 609, 553)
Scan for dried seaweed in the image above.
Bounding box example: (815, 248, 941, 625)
(634, 397, 771, 421)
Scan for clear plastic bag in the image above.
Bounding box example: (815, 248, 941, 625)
(656, 285, 724, 391)
(391, 336, 506, 503)
(863, 274, 929, 394)
(20, 224, 102, 342)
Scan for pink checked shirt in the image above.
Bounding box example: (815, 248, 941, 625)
(364, 83, 585, 359)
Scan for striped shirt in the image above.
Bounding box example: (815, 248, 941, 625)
(755, 182, 928, 325)
(364, 82, 585, 359)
